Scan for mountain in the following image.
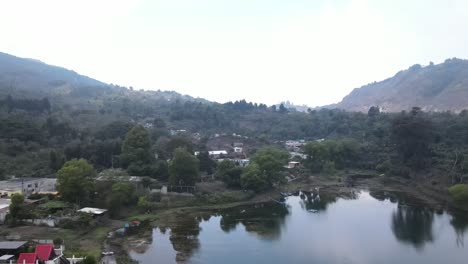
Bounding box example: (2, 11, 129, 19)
(334, 58, 468, 112)
(0, 52, 106, 97)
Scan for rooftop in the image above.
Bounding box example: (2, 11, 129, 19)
(18, 253, 37, 264)
(0, 241, 27, 250)
(77, 207, 108, 215)
(35, 244, 55, 261)
(0, 255, 14, 260)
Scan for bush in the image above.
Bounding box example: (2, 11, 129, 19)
(82, 255, 97, 264)
(323, 161, 336, 175)
(376, 160, 391, 173)
(448, 184, 468, 205)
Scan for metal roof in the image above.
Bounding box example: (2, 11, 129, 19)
(77, 207, 108, 215)
(0, 241, 27, 249)
(0, 255, 15, 260)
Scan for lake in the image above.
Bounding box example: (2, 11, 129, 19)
(130, 190, 468, 264)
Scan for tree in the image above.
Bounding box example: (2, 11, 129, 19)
(166, 136, 194, 157)
(137, 196, 150, 212)
(154, 160, 169, 181)
(241, 147, 289, 191)
(57, 159, 96, 205)
(278, 103, 288, 114)
(197, 151, 216, 175)
(216, 160, 243, 188)
(250, 147, 289, 184)
(240, 164, 269, 191)
(108, 182, 135, 216)
(368, 106, 380, 118)
(9, 193, 25, 221)
(169, 148, 199, 186)
(121, 125, 154, 175)
(49, 150, 64, 171)
(392, 109, 433, 169)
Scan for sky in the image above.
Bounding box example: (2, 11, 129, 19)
(1, 0, 468, 106)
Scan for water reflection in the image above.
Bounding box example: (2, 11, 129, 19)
(169, 216, 202, 262)
(391, 205, 434, 249)
(451, 213, 468, 247)
(131, 191, 468, 264)
(299, 191, 337, 212)
(220, 202, 289, 240)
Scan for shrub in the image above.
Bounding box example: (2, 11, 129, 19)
(448, 184, 468, 205)
(323, 161, 336, 175)
(376, 160, 391, 173)
(82, 255, 97, 264)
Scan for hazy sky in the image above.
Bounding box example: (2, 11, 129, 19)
(1, 0, 468, 106)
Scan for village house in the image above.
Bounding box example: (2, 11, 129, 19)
(233, 159, 250, 167)
(286, 161, 301, 169)
(17, 243, 69, 264)
(0, 199, 11, 224)
(233, 147, 243, 153)
(194, 150, 228, 159)
(285, 140, 306, 152)
(0, 178, 57, 198)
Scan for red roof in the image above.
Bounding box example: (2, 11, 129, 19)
(18, 253, 37, 264)
(35, 244, 55, 261)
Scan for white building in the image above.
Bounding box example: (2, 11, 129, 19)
(194, 150, 228, 159)
(0, 199, 10, 224)
(234, 147, 243, 153)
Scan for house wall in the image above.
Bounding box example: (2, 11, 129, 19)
(0, 207, 8, 224)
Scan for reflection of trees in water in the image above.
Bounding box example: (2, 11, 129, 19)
(450, 213, 468, 247)
(220, 203, 290, 240)
(391, 205, 434, 249)
(299, 192, 337, 212)
(167, 215, 203, 263)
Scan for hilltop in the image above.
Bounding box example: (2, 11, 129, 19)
(334, 58, 468, 112)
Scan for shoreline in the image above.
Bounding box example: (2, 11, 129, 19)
(112, 175, 466, 263)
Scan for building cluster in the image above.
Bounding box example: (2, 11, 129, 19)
(0, 178, 58, 224)
(0, 241, 83, 264)
(194, 142, 251, 167)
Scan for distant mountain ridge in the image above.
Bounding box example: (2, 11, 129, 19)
(0, 52, 208, 104)
(0, 52, 106, 96)
(333, 58, 468, 112)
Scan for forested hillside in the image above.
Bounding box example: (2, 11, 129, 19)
(334, 58, 468, 112)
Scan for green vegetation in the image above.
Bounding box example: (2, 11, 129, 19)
(448, 184, 468, 205)
(108, 182, 136, 216)
(304, 139, 359, 173)
(169, 148, 200, 186)
(57, 159, 96, 205)
(240, 147, 289, 191)
(121, 125, 155, 176)
(216, 160, 243, 188)
(8, 193, 26, 224)
(82, 255, 97, 264)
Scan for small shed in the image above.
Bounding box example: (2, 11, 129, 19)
(77, 207, 108, 218)
(0, 255, 15, 264)
(0, 241, 28, 256)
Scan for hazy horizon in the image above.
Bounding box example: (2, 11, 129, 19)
(2, 0, 468, 106)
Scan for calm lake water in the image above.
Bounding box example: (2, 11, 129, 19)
(130, 190, 468, 264)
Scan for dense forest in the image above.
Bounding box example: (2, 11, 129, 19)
(2, 88, 468, 191)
